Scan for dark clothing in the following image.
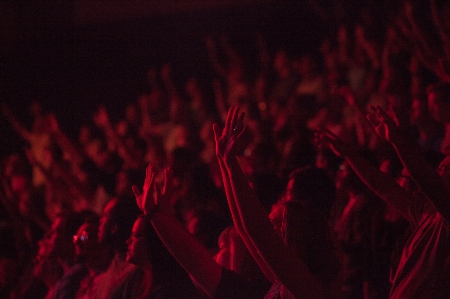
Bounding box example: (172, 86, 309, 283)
(214, 268, 271, 299)
(50, 263, 88, 299)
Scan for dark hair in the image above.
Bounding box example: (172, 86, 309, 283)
(281, 200, 340, 287)
(288, 165, 336, 215)
(61, 209, 98, 239)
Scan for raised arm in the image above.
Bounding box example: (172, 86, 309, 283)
(212, 109, 276, 283)
(1, 103, 33, 141)
(216, 107, 325, 299)
(367, 105, 450, 222)
(315, 128, 414, 223)
(132, 164, 222, 298)
(93, 106, 140, 169)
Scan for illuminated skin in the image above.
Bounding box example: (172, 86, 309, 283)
(125, 217, 150, 267)
(268, 203, 284, 239)
(98, 198, 117, 244)
(73, 222, 99, 259)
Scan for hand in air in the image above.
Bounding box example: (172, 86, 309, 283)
(366, 105, 401, 143)
(314, 128, 352, 157)
(212, 106, 247, 161)
(132, 164, 173, 216)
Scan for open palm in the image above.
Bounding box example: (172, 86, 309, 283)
(213, 106, 247, 161)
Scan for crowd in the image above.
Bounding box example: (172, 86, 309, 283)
(2, 1, 450, 298)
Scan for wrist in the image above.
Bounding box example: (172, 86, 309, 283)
(145, 205, 160, 219)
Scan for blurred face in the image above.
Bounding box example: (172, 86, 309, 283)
(73, 222, 99, 259)
(98, 199, 117, 244)
(437, 155, 450, 184)
(126, 218, 148, 265)
(428, 92, 450, 123)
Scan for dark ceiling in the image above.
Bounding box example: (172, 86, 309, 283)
(0, 1, 392, 157)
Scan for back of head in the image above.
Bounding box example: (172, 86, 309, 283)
(281, 196, 341, 292)
(288, 165, 336, 216)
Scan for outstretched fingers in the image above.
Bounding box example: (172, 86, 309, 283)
(234, 110, 246, 134)
(142, 163, 157, 215)
(366, 105, 381, 127)
(225, 107, 236, 136)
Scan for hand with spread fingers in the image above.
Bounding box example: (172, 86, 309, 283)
(212, 106, 247, 162)
(132, 163, 157, 216)
(132, 164, 174, 216)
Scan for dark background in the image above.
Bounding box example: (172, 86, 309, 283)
(0, 1, 395, 159)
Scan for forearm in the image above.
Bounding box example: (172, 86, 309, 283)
(223, 157, 324, 299)
(344, 151, 413, 222)
(150, 212, 222, 298)
(223, 156, 274, 248)
(391, 137, 450, 221)
(217, 156, 275, 282)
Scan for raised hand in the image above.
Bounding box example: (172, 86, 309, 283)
(132, 164, 174, 216)
(366, 105, 401, 143)
(314, 128, 353, 157)
(212, 106, 247, 161)
(132, 163, 157, 215)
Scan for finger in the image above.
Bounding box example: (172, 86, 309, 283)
(132, 185, 141, 199)
(149, 171, 156, 192)
(163, 168, 174, 196)
(144, 163, 153, 187)
(375, 106, 396, 127)
(143, 171, 156, 213)
(234, 112, 245, 133)
(212, 123, 221, 142)
(225, 107, 235, 135)
(366, 113, 380, 127)
(230, 106, 240, 130)
(132, 185, 143, 210)
(323, 128, 339, 140)
(235, 124, 248, 140)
